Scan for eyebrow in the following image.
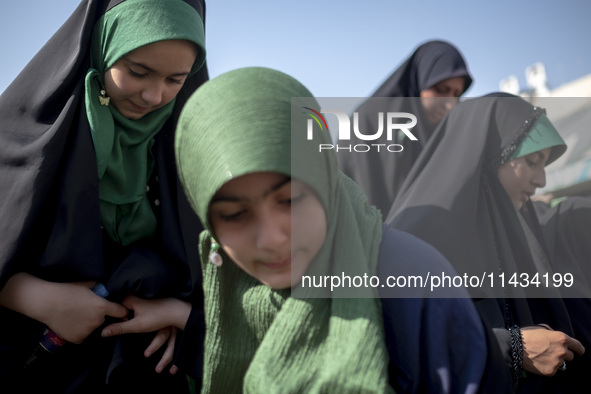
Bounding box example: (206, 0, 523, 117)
(210, 176, 292, 204)
(125, 58, 191, 77)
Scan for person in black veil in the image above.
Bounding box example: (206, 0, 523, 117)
(387, 93, 586, 393)
(0, 0, 208, 392)
(338, 40, 472, 214)
(534, 196, 591, 390)
(534, 196, 591, 298)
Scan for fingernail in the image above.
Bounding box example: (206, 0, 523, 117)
(144, 350, 151, 358)
(102, 330, 111, 337)
(170, 366, 178, 375)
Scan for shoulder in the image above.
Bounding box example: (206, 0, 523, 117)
(377, 226, 489, 392)
(377, 224, 479, 300)
(378, 224, 456, 278)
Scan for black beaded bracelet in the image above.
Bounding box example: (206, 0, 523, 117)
(508, 325, 523, 392)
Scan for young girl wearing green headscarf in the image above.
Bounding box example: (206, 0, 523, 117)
(102, 67, 492, 393)
(0, 0, 207, 391)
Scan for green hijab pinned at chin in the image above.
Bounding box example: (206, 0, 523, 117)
(84, 0, 206, 245)
(176, 67, 393, 393)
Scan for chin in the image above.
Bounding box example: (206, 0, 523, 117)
(125, 112, 146, 120)
(426, 116, 441, 126)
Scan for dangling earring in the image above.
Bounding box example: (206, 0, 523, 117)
(99, 85, 110, 106)
(209, 238, 223, 267)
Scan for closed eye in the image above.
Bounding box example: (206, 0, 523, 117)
(288, 192, 306, 205)
(434, 86, 447, 95)
(218, 210, 246, 222)
(129, 68, 147, 78)
(168, 77, 184, 85)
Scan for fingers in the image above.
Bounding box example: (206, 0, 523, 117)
(104, 299, 130, 319)
(563, 348, 575, 362)
(154, 328, 176, 374)
(550, 332, 584, 361)
(121, 295, 142, 309)
(525, 325, 586, 356)
(565, 335, 585, 356)
(145, 328, 171, 358)
(101, 322, 124, 337)
(101, 318, 141, 337)
(141, 327, 177, 374)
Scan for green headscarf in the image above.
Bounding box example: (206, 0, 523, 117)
(508, 112, 566, 165)
(176, 67, 393, 393)
(84, 0, 206, 245)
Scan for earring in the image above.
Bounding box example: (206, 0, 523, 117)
(99, 86, 110, 106)
(209, 238, 223, 267)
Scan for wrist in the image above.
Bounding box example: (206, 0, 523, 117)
(171, 299, 191, 330)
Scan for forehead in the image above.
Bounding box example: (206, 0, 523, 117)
(128, 39, 196, 56)
(433, 76, 465, 90)
(212, 172, 291, 198)
(121, 39, 197, 71)
(523, 147, 551, 162)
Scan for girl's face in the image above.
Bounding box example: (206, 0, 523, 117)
(497, 148, 551, 210)
(104, 39, 197, 119)
(420, 76, 465, 125)
(209, 172, 327, 289)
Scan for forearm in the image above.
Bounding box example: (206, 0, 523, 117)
(0, 272, 54, 324)
(1, 273, 126, 343)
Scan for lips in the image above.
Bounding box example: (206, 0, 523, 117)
(260, 257, 291, 269)
(431, 110, 448, 123)
(129, 101, 150, 113)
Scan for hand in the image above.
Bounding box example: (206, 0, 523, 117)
(0, 273, 128, 344)
(45, 282, 129, 344)
(101, 295, 191, 337)
(521, 325, 585, 376)
(101, 295, 191, 374)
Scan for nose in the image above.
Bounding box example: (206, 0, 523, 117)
(140, 82, 164, 106)
(533, 167, 547, 188)
(255, 208, 289, 251)
(443, 96, 459, 111)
